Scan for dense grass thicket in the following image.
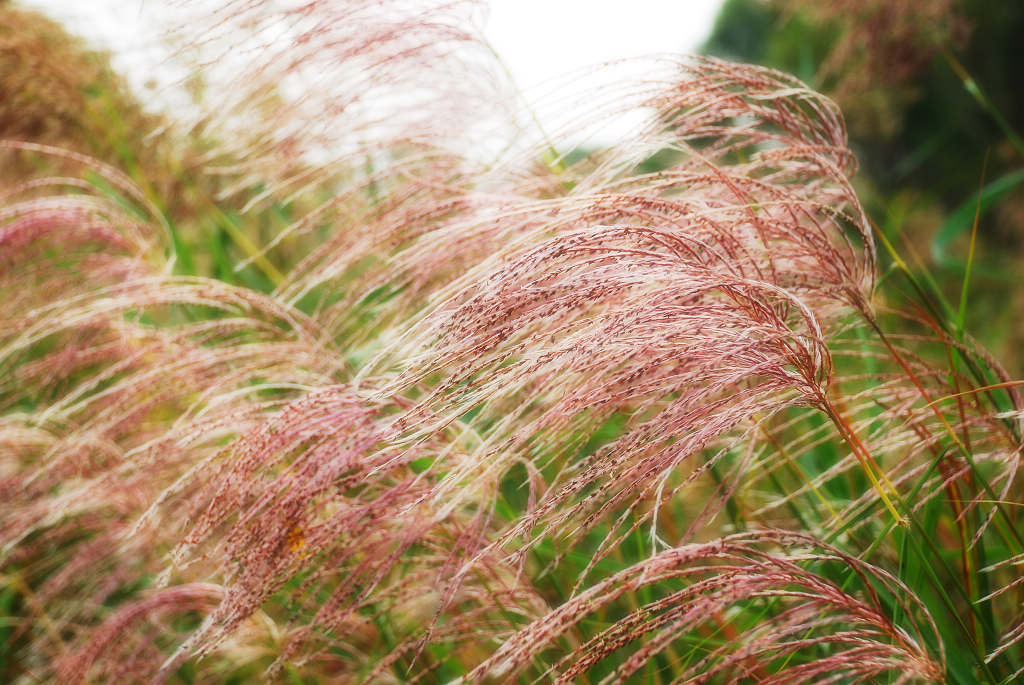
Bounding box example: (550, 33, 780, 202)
(2, 1, 1024, 683)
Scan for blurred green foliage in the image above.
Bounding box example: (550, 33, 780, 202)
(703, 0, 1024, 371)
(0, 3, 332, 293)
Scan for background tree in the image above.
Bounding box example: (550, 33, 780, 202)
(704, 0, 1024, 370)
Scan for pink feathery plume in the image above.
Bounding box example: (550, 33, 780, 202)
(465, 532, 943, 683)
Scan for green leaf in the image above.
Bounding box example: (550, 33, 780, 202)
(933, 167, 1024, 262)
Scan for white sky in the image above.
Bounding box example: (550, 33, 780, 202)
(19, 0, 725, 145)
(482, 0, 725, 146)
(484, 0, 723, 92)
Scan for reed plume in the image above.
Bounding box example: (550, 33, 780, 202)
(2, 1, 1022, 683)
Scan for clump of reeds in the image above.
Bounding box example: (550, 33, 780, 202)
(2, 1, 1023, 683)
